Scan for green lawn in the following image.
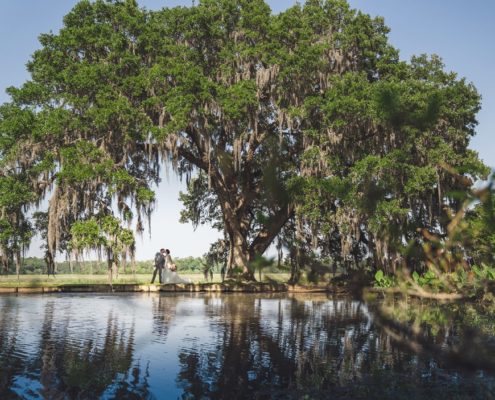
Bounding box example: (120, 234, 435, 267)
(0, 272, 291, 287)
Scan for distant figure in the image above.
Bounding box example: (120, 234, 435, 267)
(151, 248, 166, 284)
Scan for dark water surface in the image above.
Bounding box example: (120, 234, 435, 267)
(0, 293, 494, 399)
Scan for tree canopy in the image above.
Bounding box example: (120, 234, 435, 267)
(0, 0, 489, 280)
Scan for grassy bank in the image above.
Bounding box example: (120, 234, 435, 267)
(0, 272, 291, 288)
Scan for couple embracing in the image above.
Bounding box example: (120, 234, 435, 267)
(151, 248, 188, 284)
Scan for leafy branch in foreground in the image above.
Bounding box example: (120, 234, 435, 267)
(372, 174, 495, 299)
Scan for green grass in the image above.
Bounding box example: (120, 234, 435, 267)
(0, 272, 291, 288)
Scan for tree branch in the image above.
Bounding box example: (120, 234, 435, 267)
(250, 204, 294, 257)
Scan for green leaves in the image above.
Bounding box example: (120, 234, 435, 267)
(0, 103, 36, 156)
(411, 269, 439, 288)
(374, 269, 394, 288)
(374, 80, 444, 130)
(403, 166, 437, 196)
(70, 215, 135, 256)
(0, 176, 35, 211)
(136, 187, 155, 204)
(70, 219, 105, 250)
(219, 80, 257, 121)
(368, 200, 409, 234)
(58, 141, 113, 185)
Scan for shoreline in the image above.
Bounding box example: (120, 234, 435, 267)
(0, 282, 341, 294)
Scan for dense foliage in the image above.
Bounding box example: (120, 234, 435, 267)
(0, 0, 490, 282)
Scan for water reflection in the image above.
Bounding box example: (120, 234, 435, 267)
(0, 293, 494, 399)
(152, 295, 178, 342)
(0, 297, 22, 398)
(0, 295, 150, 399)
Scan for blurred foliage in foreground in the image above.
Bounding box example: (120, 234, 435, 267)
(373, 173, 495, 299)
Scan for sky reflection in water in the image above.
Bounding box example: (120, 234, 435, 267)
(0, 293, 493, 399)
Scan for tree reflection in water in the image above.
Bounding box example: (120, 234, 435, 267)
(176, 294, 495, 399)
(0, 297, 152, 399)
(152, 294, 178, 341)
(0, 294, 494, 399)
(0, 296, 22, 398)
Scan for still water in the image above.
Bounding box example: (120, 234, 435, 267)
(0, 293, 494, 399)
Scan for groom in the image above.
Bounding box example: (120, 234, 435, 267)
(151, 248, 166, 284)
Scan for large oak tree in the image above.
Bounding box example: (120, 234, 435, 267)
(0, 0, 488, 279)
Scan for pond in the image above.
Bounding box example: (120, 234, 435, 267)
(0, 293, 494, 399)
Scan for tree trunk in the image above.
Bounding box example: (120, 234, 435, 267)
(213, 170, 293, 281)
(223, 226, 255, 280)
(289, 251, 300, 284)
(131, 252, 136, 278)
(2, 259, 7, 275)
(122, 252, 127, 274)
(226, 233, 234, 277)
(45, 250, 55, 277)
(227, 214, 293, 281)
(289, 213, 304, 284)
(220, 195, 254, 279)
(222, 205, 294, 281)
(107, 250, 113, 284)
(15, 250, 21, 280)
(231, 230, 252, 278)
(113, 261, 118, 280)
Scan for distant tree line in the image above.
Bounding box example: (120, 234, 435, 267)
(3, 256, 212, 275)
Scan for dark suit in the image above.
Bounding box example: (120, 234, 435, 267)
(151, 252, 165, 283)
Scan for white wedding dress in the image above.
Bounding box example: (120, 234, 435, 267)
(161, 267, 190, 284)
(161, 254, 190, 284)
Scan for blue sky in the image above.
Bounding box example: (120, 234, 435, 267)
(1, 0, 493, 260)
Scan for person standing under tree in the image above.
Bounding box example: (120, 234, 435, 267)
(151, 248, 166, 284)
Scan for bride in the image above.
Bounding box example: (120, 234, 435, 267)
(161, 249, 190, 284)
